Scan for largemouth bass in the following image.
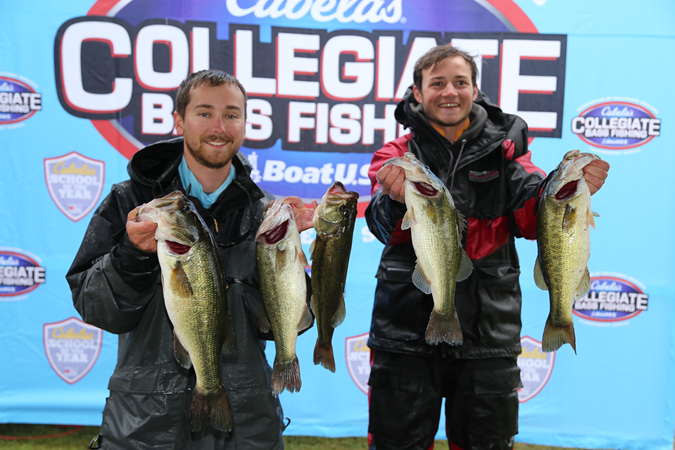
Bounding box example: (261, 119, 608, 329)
(256, 199, 313, 396)
(137, 191, 237, 433)
(384, 152, 473, 346)
(535, 150, 600, 353)
(310, 182, 359, 372)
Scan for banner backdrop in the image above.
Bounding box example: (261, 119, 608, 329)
(1, 1, 674, 449)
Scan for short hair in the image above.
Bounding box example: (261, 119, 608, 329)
(413, 45, 478, 91)
(175, 70, 247, 119)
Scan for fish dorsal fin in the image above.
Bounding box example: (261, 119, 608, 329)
(309, 294, 316, 316)
(588, 208, 597, 230)
(309, 238, 316, 259)
(259, 305, 271, 333)
(297, 303, 314, 332)
(331, 294, 346, 328)
(412, 262, 432, 295)
(173, 331, 192, 369)
(401, 210, 414, 231)
(455, 249, 473, 282)
(562, 204, 577, 233)
(456, 209, 467, 238)
(298, 245, 309, 267)
(534, 257, 549, 291)
(221, 313, 238, 356)
(576, 268, 591, 300)
(170, 260, 193, 297)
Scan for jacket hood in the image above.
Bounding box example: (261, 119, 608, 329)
(394, 85, 518, 184)
(395, 85, 512, 138)
(127, 137, 262, 207)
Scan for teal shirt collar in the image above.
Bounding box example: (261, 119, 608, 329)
(178, 156, 236, 209)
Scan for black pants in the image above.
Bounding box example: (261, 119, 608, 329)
(367, 350, 521, 450)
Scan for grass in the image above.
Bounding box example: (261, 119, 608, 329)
(0, 424, 597, 449)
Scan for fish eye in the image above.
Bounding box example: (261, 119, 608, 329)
(339, 205, 346, 211)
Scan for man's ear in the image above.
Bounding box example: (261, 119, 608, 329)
(472, 85, 478, 101)
(173, 111, 184, 136)
(413, 85, 423, 104)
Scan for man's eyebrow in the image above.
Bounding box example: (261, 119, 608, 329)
(193, 103, 243, 112)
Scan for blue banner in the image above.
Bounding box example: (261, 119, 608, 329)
(1, 0, 674, 449)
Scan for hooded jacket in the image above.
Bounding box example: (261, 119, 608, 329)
(66, 138, 299, 449)
(365, 88, 547, 360)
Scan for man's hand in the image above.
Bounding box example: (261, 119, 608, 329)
(127, 206, 158, 253)
(376, 164, 407, 203)
(583, 159, 610, 195)
(283, 196, 318, 232)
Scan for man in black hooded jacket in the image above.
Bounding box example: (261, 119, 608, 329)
(66, 70, 314, 449)
(365, 46, 609, 450)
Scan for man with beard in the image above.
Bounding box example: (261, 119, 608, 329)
(67, 70, 314, 449)
(365, 46, 609, 450)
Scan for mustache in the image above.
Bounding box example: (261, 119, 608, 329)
(203, 134, 234, 143)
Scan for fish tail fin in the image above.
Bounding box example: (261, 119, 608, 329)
(271, 354, 301, 397)
(190, 384, 234, 433)
(425, 309, 463, 346)
(542, 317, 577, 354)
(313, 339, 336, 373)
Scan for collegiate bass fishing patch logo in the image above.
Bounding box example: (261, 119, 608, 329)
(573, 273, 648, 322)
(0, 249, 46, 298)
(44, 317, 103, 384)
(571, 98, 661, 151)
(0, 75, 42, 125)
(518, 336, 555, 403)
(44, 152, 105, 221)
(345, 332, 370, 394)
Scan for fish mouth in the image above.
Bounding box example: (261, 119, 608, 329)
(413, 181, 439, 197)
(555, 180, 578, 201)
(258, 220, 289, 245)
(167, 240, 192, 255)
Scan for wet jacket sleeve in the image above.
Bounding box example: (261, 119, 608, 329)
(365, 139, 408, 245)
(66, 187, 160, 334)
(502, 133, 547, 240)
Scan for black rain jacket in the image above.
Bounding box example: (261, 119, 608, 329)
(66, 138, 301, 449)
(365, 88, 547, 360)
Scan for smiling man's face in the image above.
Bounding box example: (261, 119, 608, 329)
(174, 83, 246, 170)
(413, 55, 478, 140)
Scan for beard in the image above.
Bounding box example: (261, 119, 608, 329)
(185, 135, 236, 169)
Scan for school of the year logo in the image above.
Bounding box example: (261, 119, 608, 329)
(0, 75, 42, 125)
(345, 332, 371, 394)
(43, 317, 103, 384)
(518, 336, 555, 403)
(44, 152, 105, 221)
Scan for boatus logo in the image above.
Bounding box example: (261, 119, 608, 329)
(44, 152, 105, 221)
(0, 75, 42, 125)
(345, 332, 370, 394)
(518, 336, 555, 403)
(43, 317, 103, 384)
(0, 250, 46, 298)
(573, 273, 648, 322)
(571, 99, 661, 150)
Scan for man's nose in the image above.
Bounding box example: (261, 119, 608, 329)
(442, 83, 458, 96)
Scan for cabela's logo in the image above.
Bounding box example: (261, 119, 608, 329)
(518, 336, 555, 403)
(43, 317, 103, 384)
(44, 152, 105, 221)
(0, 75, 42, 125)
(345, 332, 370, 394)
(571, 99, 661, 150)
(573, 273, 648, 322)
(0, 249, 46, 297)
